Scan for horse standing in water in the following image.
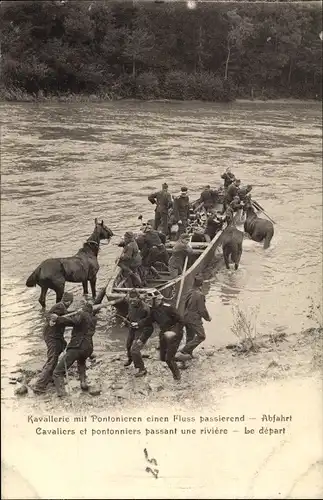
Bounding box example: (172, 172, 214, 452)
(26, 219, 113, 307)
(243, 204, 274, 249)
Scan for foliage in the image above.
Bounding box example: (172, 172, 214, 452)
(0, 1, 322, 101)
(230, 304, 260, 353)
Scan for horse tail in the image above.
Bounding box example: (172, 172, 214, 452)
(26, 266, 41, 287)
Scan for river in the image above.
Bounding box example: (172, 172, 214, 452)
(1, 99, 322, 397)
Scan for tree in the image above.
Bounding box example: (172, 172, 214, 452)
(224, 10, 255, 81)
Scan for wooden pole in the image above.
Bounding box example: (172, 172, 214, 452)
(175, 236, 192, 309)
(252, 201, 276, 225)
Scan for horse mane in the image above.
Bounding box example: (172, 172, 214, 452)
(77, 241, 99, 256)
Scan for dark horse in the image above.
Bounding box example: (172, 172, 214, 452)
(26, 219, 113, 307)
(222, 225, 244, 270)
(243, 205, 274, 249)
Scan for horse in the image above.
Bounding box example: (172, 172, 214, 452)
(221, 225, 244, 270)
(26, 219, 113, 307)
(243, 205, 274, 249)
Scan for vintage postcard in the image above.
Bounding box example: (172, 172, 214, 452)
(1, 0, 322, 498)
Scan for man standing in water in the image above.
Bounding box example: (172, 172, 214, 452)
(32, 292, 74, 395)
(176, 276, 211, 360)
(149, 292, 185, 381)
(51, 302, 104, 397)
(148, 183, 173, 236)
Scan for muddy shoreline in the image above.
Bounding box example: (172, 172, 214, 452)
(8, 326, 322, 413)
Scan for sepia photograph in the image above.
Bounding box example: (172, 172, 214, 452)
(1, 0, 322, 498)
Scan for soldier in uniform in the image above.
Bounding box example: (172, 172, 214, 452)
(148, 183, 173, 236)
(168, 233, 193, 278)
(177, 275, 211, 359)
(150, 292, 185, 381)
(117, 231, 143, 287)
(51, 302, 104, 397)
(221, 168, 236, 189)
(199, 185, 219, 211)
(222, 178, 241, 213)
(173, 186, 190, 237)
(124, 289, 154, 377)
(238, 184, 253, 203)
(32, 292, 74, 394)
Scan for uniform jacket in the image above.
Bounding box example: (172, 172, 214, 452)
(200, 188, 218, 209)
(226, 183, 239, 202)
(119, 240, 142, 268)
(150, 302, 185, 332)
(143, 229, 162, 248)
(148, 190, 173, 214)
(230, 199, 243, 211)
(221, 172, 235, 188)
(173, 195, 190, 222)
(168, 240, 193, 271)
(56, 310, 97, 349)
(44, 302, 69, 341)
(128, 301, 154, 341)
(205, 217, 223, 239)
(184, 288, 211, 325)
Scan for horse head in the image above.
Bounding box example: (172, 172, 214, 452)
(94, 218, 114, 241)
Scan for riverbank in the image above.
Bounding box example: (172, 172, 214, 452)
(0, 87, 320, 104)
(8, 325, 322, 413)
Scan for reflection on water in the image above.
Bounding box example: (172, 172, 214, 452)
(1, 100, 322, 392)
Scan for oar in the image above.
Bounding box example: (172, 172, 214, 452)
(251, 200, 276, 225)
(175, 236, 192, 309)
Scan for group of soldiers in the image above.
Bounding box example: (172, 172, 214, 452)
(31, 168, 252, 397)
(116, 169, 253, 289)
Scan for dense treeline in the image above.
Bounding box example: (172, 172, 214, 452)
(0, 1, 322, 101)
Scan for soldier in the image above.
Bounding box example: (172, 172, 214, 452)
(221, 168, 236, 189)
(140, 222, 163, 265)
(148, 183, 173, 236)
(117, 231, 143, 287)
(204, 212, 225, 241)
(177, 275, 211, 359)
(168, 233, 193, 278)
(222, 178, 241, 213)
(149, 292, 185, 381)
(32, 292, 74, 394)
(51, 302, 104, 397)
(199, 185, 219, 211)
(238, 184, 253, 203)
(124, 289, 154, 377)
(230, 195, 244, 212)
(173, 187, 190, 237)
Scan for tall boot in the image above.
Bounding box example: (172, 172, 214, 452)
(167, 360, 181, 381)
(78, 363, 89, 391)
(53, 375, 67, 397)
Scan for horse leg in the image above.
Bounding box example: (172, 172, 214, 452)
(234, 247, 243, 270)
(222, 247, 230, 269)
(39, 286, 48, 308)
(82, 281, 89, 295)
(90, 277, 97, 299)
(52, 283, 65, 303)
(263, 233, 272, 250)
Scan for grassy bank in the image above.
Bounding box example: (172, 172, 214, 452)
(1, 87, 320, 105)
(9, 325, 322, 413)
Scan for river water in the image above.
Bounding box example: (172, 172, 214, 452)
(1, 100, 322, 391)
